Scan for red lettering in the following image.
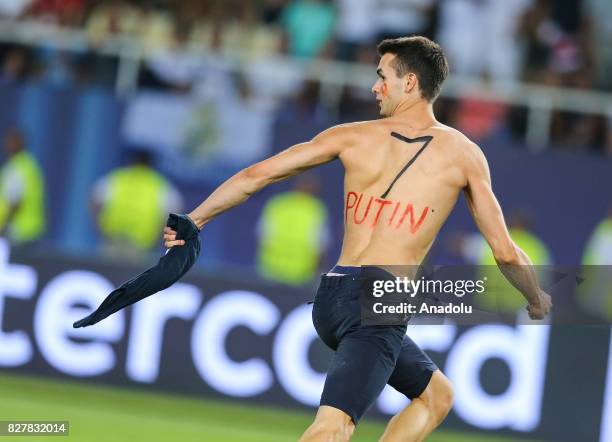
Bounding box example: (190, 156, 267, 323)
(345, 191, 429, 233)
(345, 191, 359, 225)
(372, 198, 392, 227)
(354, 195, 373, 224)
(388, 201, 401, 226)
(409, 206, 429, 233)
(396, 204, 429, 233)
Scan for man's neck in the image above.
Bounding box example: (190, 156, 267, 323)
(390, 98, 437, 130)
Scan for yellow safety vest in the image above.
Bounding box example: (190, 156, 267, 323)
(475, 228, 551, 313)
(99, 165, 167, 250)
(257, 191, 328, 285)
(577, 219, 612, 319)
(0, 151, 45, 243)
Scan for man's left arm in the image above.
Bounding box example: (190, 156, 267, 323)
(163, 124, 356, 248)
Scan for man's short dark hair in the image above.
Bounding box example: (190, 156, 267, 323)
(377, 36, 449, 102)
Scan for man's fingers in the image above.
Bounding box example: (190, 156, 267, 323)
(527, 304, 545, 320)
(163, 225, 184, 248)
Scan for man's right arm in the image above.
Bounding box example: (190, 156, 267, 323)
(163, 123, 358, 247)
(462, 142, 551, 319)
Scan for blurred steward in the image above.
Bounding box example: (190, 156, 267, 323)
(256, 173, 330, 286)
(459, 209, 551, 314)
(91, 149, 183, 255)
(0, 128, 46, 244)
(578, 208, 612, 319)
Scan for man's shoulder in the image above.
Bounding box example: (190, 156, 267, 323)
(430, 123, 484, 160)
(314, 120, 383, 149)
(430, 123, 476, 147)
(325, 119, 382, 135)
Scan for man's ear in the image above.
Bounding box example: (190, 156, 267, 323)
(404, 72, 418, 94)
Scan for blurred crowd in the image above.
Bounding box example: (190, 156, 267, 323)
(0, 0, 611, 155)
(2, 0, 611, 85)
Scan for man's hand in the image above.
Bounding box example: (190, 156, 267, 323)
(526, 291, 552, 320)
(163, 226, 185, 248)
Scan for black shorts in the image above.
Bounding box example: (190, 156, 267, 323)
(312, 266, 438, 424)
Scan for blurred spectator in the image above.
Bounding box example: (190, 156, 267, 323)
(91, 149, 183, 257)
(0, 128, 46, 245)
(520, 0, 587, 84)
(376, 0, 436, 41)
(281, 0, 336, 59)
(85, 0, 142, 47)
(187, 0, 283, 58)
(260, 0, 287, 25)
(26, 0, 86, 27)
(220, 1, 283, 58)
(334, 0, 376, 61)
(438, 0, 531, 82)
(137, 3, 175, 53)
(546, 66, 606, 151)
(549, 110, 606, 152)
(337, 44, 380, 120)
(256, 173, 330, 285)
(143, 22, 202, 90)
(450, 98, 508, 142)
(0, 46, 29, 84)
(583, 0, 612, 91)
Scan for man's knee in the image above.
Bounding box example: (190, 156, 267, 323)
(420, 370, 454, 421)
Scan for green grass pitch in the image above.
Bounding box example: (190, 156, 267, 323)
(0, 373, 530, 441)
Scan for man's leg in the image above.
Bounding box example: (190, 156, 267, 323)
(299, 406, 355, 442)
(379, 370, 453, 442)
(300, 325, 405, 441)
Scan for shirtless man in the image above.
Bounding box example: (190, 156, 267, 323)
(163, 36, 552, 442)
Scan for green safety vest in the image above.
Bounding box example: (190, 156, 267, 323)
(99, 165, 167, 250)
(475, 228, 551, 313)
(257, 191, 328, 285)
(0, 151, 45, 243)
(577, 219, 612, 319)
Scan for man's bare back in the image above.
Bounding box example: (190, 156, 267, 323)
(337, 119, 477, 266)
